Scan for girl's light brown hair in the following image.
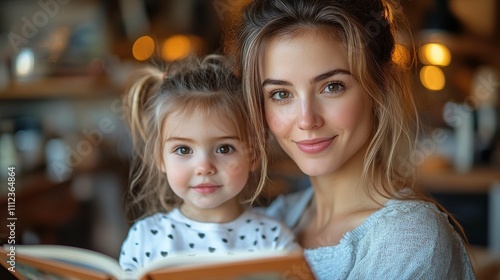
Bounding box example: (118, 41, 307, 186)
(122, 55, 264, 219)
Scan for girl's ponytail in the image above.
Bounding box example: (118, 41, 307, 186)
(123, 67, 163, 160)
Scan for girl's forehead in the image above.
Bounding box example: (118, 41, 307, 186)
(162, 109, 241, 138)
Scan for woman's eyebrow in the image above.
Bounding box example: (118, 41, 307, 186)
(261, 78, 292, 87)
(310, 69, 351, 84)
(261, 69, 351, 87)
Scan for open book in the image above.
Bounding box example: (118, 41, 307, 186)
(1, 245, 315, 280)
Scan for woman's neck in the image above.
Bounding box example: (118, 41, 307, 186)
(308, 148, 388, 229)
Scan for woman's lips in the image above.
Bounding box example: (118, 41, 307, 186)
(192, 183, 220, 194)
(295, 137, 335, 154)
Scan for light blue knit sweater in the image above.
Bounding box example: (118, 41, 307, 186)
(258, 187, 475, 280)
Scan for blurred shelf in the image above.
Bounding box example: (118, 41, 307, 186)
(417, 166, 500, 193)
(0, 76, 122, 100)
(0, 172, 72, 205)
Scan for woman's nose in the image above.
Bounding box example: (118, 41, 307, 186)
(195, 155, 216, 175)
(297, 98, 324, 130)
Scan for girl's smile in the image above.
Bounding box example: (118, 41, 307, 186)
(191, 183, 221, 194)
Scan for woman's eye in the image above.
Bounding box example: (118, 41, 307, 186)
(217, 145, 234, 154)
(174, 146, 192, 155)
(323, 82, 344, 93)
(271, 90, 291, 101)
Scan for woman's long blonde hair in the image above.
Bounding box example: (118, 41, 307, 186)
(228, 0, 466, 241)
(122, 55, 264, 219)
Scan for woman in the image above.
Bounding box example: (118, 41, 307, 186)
(229, 0, 475, 279)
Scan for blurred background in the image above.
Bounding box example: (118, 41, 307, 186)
(0, 0, 499, 278)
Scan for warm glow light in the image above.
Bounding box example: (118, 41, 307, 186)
(132, 36, 155, 61)
(162, 35, 192, 61)
(392, 44, 411, 67)
(420, 66, 446, 91)
(418, 43, 451, 66)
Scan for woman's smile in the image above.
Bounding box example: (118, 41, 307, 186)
(294, 137, 336, 154)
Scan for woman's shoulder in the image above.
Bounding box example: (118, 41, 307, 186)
(356, 199, 475, 278)
(377, 199, 452, 232)
(382, 199, 448, 224)
(368, 199, 465, 250)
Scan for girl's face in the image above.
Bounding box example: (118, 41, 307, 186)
(161, 110, 251, 213)
(259, 30, 373, 177)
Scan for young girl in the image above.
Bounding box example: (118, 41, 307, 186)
(229, 0, 475, 279)
(119, 55, 299, 272)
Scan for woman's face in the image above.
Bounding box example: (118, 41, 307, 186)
(259, 30, 373, 177)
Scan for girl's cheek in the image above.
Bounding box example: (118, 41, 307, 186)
(226, 160, 245, 176)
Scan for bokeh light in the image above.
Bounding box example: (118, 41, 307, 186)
(418, 43, 451, 66)
(420, 65, 446, 91)
(162, 35, 193, 61)
(132, 35, 155, 61)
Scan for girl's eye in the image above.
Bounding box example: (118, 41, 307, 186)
(174, 146, 192, 155)
(217, 145, 234, 154)
(270, 90, 292, 101)
(323, 82, 345, 94)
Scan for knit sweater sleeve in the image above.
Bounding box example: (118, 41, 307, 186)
(348, 202, 475, 280)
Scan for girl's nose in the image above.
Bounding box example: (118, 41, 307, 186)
(297, 98, 324, 130)
(195, 155, 216, 175)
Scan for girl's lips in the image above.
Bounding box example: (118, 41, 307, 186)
(192, 183, 220, 194)
(295, 137, 335, 154)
